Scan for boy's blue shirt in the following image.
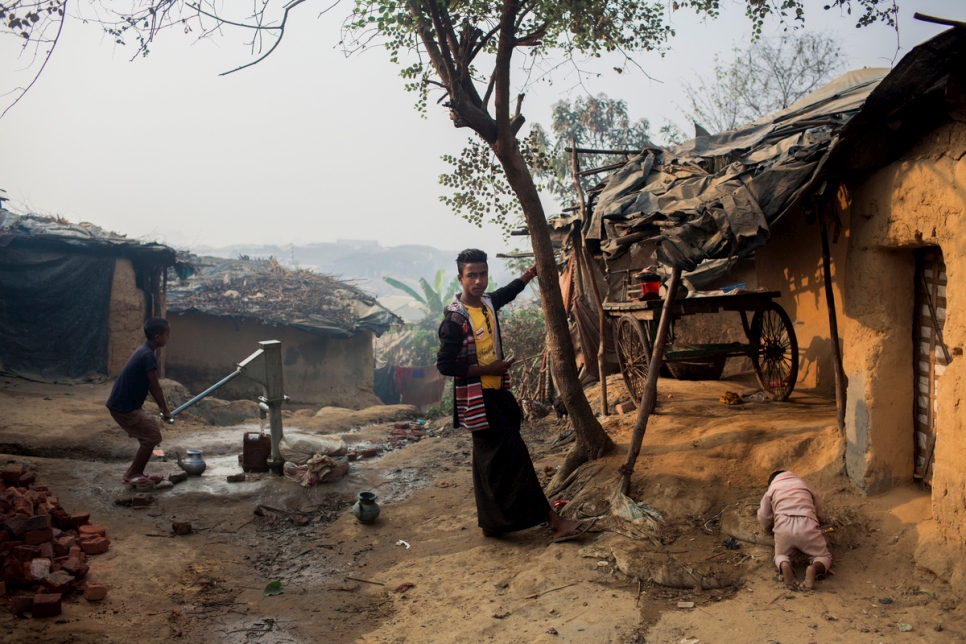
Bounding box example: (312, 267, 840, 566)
(106, 342, 158, 413)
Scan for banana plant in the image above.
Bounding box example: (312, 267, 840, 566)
(383, 269, 461, 319)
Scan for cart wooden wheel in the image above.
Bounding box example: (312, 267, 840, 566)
(750, 302, 799, 401)
(615, 314, 651, 407)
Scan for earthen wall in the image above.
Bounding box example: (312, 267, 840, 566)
(754, 202, 850, 396)
(164, 311, 379, 408)
(842, 121, 966, 560)
(106, 258, 148, 376)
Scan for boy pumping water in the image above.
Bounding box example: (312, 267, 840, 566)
(105, 317, 173, 487)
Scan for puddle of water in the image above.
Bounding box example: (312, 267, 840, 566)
(154, 423, 441, 509)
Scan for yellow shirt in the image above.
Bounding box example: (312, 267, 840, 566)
(466, 304, 502, 389)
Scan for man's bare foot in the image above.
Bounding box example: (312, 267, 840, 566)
(550, 518, 595, 543)
(780, 561, 797, 589)
(803, 562, 826, 590)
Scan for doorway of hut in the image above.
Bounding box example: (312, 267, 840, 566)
(912, 246, 948, 486)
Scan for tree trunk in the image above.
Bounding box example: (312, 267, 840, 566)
(493, 140, 615, 478)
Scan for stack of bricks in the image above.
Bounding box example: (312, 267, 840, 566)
(1, 463, 110, 618)
(388, 422, 427, 445)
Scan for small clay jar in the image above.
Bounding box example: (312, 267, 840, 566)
(351, 492, 380, 525)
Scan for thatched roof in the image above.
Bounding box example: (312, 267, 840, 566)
(166, 256, 400, 338)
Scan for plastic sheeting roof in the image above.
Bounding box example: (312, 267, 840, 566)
(581, 68, 888, 271)
(0, 211, 177, 265)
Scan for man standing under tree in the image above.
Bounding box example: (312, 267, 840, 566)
(437, 249, 595, 542)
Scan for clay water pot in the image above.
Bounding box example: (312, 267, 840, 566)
(176, 449, 207, 476)
(351, 492, 380, 525)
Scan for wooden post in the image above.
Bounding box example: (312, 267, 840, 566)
(619, 267, 682, 494)
(818, 205, 847, 434)
(571, 138, 609, 416)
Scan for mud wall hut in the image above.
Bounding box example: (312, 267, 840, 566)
(537, 26, 966, 585)
(753, 30, 966, 586)
(0, 210, 176, 382)
(164, 257, 400, 408)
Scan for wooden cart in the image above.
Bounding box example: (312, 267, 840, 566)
(604, 291, 799, 405)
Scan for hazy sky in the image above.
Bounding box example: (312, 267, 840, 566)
(0, 1, 960, 255)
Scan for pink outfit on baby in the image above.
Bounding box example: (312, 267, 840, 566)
(757, 471, 832, 570)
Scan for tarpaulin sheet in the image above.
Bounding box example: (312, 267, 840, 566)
(0, 249, 115, 381)
(374, 364, 400, 404)
(581, 68, 889, 272)
(395, 365, 445, 408)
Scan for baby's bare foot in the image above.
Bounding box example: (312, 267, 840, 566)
(803, 563, 826, 590)
(780, 562, 797, 589)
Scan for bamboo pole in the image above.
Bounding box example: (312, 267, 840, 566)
(619, 267, 683, 495)
(817, 202, 847, 434)
(571, 137, 609, 415)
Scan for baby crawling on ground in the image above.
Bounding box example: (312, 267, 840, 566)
(757, 470, 831, 590)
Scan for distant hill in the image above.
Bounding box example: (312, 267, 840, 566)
(192, 240, 516, 301)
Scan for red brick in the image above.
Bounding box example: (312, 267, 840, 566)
(615, 401, 637, 415)
(0, 464, 24, 486)
(2, 562, 24, 587)
(0, 581, 5, 596)
(36, 542, 53, 559)
(22, 489, 44, 504)
(171, 521, 192, 535)
(45, 497, 58, 507)
(83, 584, 107, 601)
(8, 595, 33, 615)
(60, 558, 88, 580)
(1, 486, 23, 500)
(24, 527, 53, 545)
(53, 535, 75, 558)
(67, 546, 83, 560)
(80, 537, 110, 555)
(68, 513, 90, 528)
(10, 545, 39, 562)
(31, 593, 61, 618)
(18, 472, 36, 487)
(24, 558, 50, 583)
(50, 508, 71, 530)
(12, 498, 34, 516)
(41, 571, 73, 594)
(30, 486, 49, 494)
(78, 525, 106, 539)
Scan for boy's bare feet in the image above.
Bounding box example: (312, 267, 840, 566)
(780, 561, 797, 589)
(803, 562, 826, 590)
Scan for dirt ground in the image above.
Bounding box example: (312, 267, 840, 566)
(0, 371, 963, 643)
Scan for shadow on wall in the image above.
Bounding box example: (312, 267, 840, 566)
(800, 335, 847, 395)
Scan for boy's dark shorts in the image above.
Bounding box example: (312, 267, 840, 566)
(110, 409, 162, 449)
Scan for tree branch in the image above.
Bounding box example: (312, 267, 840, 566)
(493, 0, 521, 145)
(423, 0, 459, 84)
(469, 22, 501, 61)
(1, 0, 68, 120)
(217, 0, 316, 76)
